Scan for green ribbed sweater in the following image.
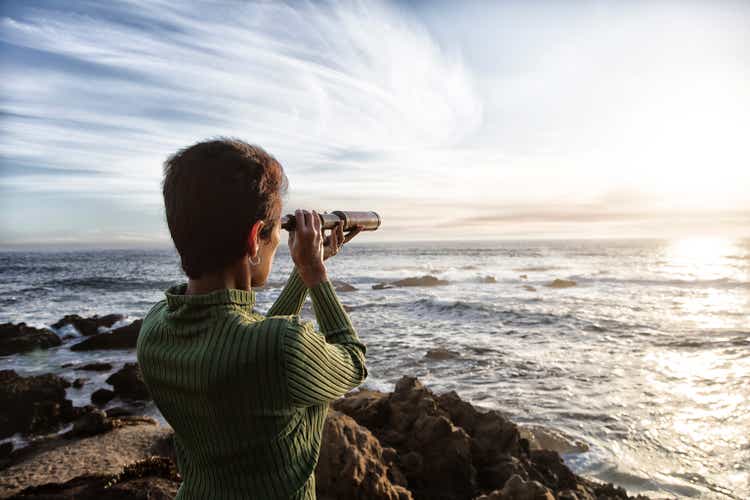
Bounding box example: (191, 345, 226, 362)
(136, 268, 368, 500)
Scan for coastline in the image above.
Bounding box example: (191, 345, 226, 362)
(0, 315, 647, 500)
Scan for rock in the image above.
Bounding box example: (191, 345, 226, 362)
(0, 440, 13, 458)
(0, 323, 61, 356)
(105, 363, 150, 400)
(91, 389, 115, 406)
(520, 425, 589, 454)
(523, 285, 537, 292)
(70, 320, 143, 351)
(373, 275, 449, 290)
(52, 314, 124, 336)
(332, 376, 638, 500)
(520, 274, 528, 280)
(149, 431, 176, 462)
(316, 410, 413, 500)
(66, 408, 114, 438)
(424, 348, 461, 360)
(372, 283, 397, 290)
(0, 370, 77, 438)
(479, 275, 497, 284)
(545, 279, 576, 289)
(476, 474, 554, 500)
(104, 406, 135, 418)
(394, 275, 449, 287)
(332, 280, 357, 292)
(7, 456, 180, 499)
(75, 362, 113, 372)
(72, 378, 86, 389)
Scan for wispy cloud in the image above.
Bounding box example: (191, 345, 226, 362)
(1, 0, 748, 245)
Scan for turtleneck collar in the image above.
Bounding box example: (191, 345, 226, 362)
(164, 283, 256, 322)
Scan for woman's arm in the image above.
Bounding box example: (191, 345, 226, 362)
(265, 267, 308, 317)
(282, 278, 367, 407)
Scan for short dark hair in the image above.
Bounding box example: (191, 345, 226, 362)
(162, 138, 288, 279)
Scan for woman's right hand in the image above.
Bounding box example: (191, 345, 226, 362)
(288, 209, 328, 287)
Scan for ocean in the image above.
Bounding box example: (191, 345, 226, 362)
(1, 238, 748, 499)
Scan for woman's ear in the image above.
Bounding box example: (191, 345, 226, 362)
(247, 220, 265, 257)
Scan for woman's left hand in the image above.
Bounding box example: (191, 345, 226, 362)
(323, 221, 363, 260)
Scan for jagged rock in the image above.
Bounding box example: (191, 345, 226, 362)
(105, 406, 135, 418)
(7, 456, 180, 499)
(373, 275, 450, 290)
(72, 378, 86, 389)
(479, 276, 497, 283)
(0, 323, 61, 356)
(545, 279, 576, 289)
(70, 320, 143, 351)
(332, 280, 357, 292)
(316, 410, 413, 500)
(66, 408, 114, 438)
(0, 440, 13, 458)
(105, 363, 150, 400)
(424, 348, 461, 360)
(333, 377, 637, 500)
(52, 314, 124, 336)
(519, 274, 528, 280)
(0, 370, 78, 438)
(75, 362, 113, 372)
(91, 389, 115, 406)
(523, 285, 537, 292)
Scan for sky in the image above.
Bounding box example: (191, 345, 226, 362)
(1, 0, 749, 247)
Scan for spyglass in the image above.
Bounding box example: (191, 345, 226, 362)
(280, 210, 381, 232)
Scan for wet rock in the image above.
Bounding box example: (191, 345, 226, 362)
(316, 410, 413, 500)
(105, 363, 150, 400)
(372, 283, 397, 290)
(105, 406, 135, 418)
(91, 388, 115, 406)
(332, 280, 357, 292)
(72, 378, 86, 389)
(520, 425, 589, 454)
(75, 362, 113, 372)
(0, 370, 77, 438)
(424, 348, 461, 360)
(479, 275, 497, 284)
(475, 474, 554, 500)
(52, 314, 124, 336)
(7, 456, 180, 499)
(395, 275, 449, 287)
(66, 408, 114, 438)
(70, 320, 143, 351)
(545, 279, 576, 289)
(0, 440, 13, 458)
(523, 285, 537, 292)
(519, 274, 528, 280)
(0, 323, 61, 356)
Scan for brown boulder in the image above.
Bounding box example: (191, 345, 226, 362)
(0, 370, 77, 439)
(316, 410, 412, 500)
(105, 363, 150, 400)
(70, 320, 143, 351)
(332, 280, 357, 292)
(0, 323, 61, 356)
(545, 279, 576, 289)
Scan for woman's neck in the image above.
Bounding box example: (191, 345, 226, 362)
(185, 262, 251, 295)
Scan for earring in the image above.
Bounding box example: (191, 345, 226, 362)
(249, 254, 261, 266)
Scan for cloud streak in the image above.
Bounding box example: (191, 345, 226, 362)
(1, 0, 748, 245)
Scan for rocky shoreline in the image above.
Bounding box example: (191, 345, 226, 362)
(1, 314, 644, 500)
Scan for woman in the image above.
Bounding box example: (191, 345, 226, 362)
(136, 138, 368, 500)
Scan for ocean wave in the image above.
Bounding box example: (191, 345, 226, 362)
(42, 277, 181, 292)
(570, 276, 749, 289)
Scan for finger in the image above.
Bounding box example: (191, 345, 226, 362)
(302, 209, 312, 230)
(337, 221, 344, 246)
(331, 222, 340, 250)
(311, 210, 322, 236)
(295, 209, 305, 233)
(343, 225, 363, 244)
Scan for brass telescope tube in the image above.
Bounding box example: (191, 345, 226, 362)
(280, 210, 381, 232)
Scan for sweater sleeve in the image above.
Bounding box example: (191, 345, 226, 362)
(282, 279, 368, 407)
(266, 267, 308, 317)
